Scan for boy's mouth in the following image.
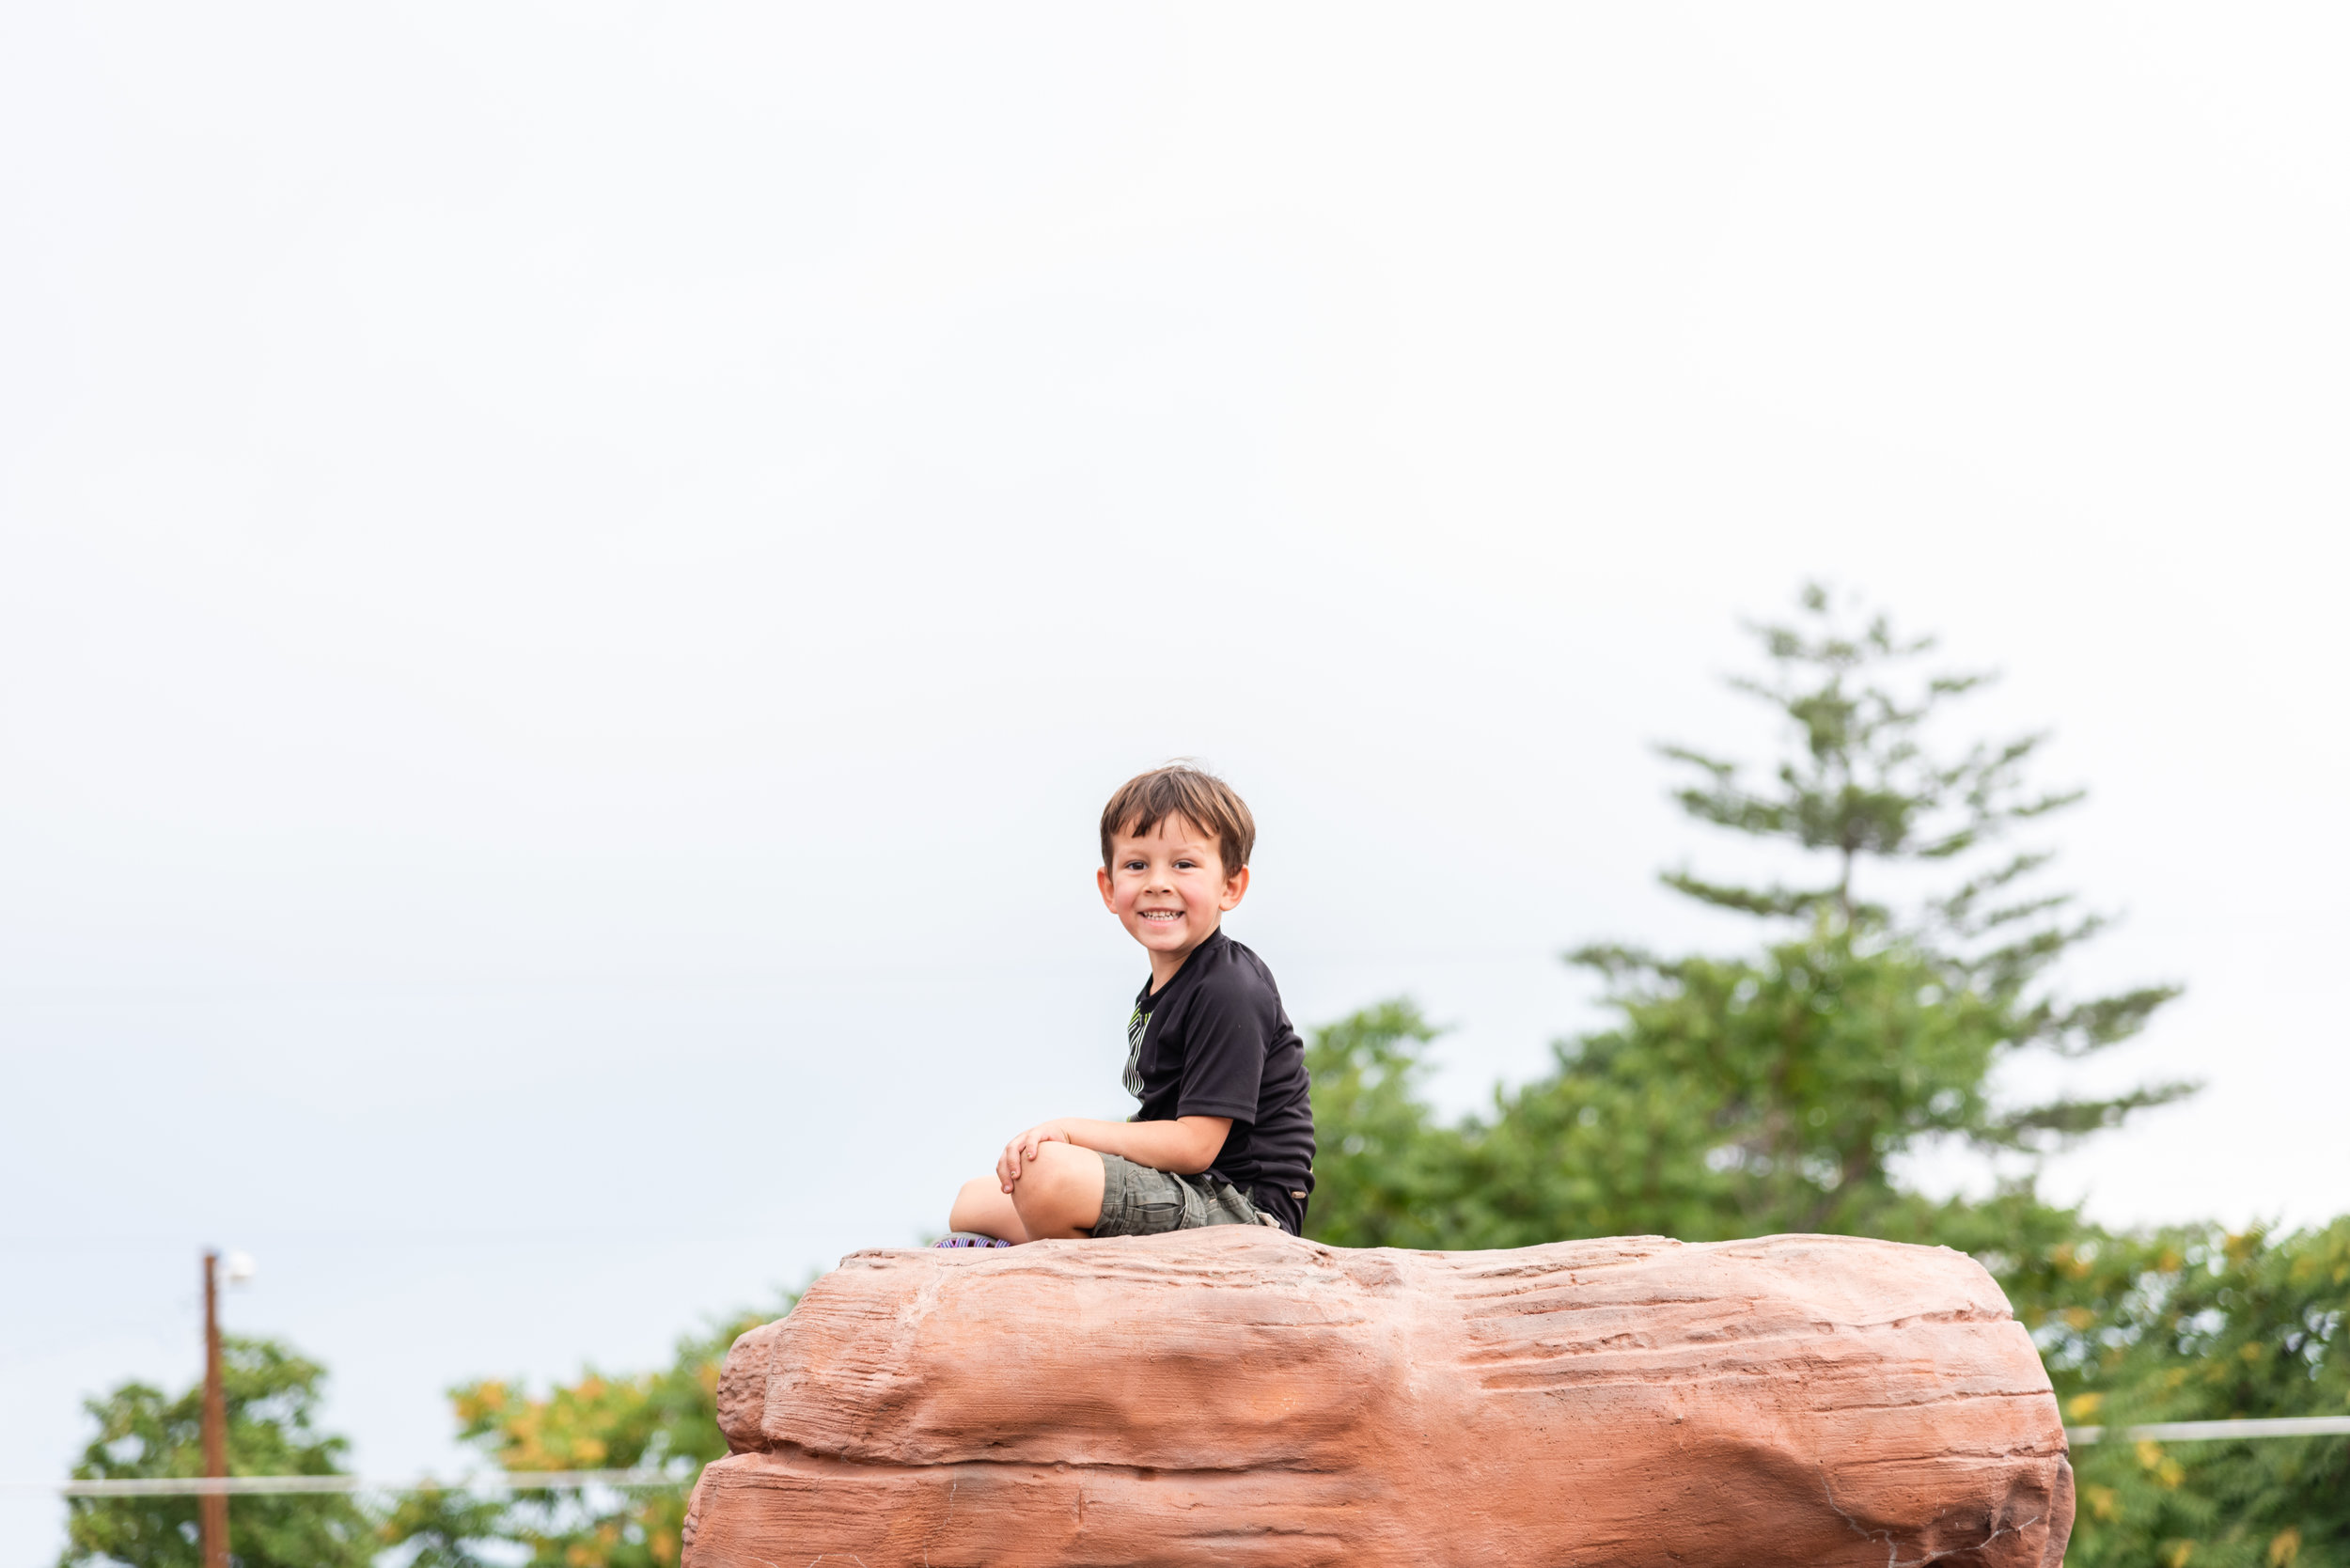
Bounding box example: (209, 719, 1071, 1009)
(1137, 908, 1184, 924)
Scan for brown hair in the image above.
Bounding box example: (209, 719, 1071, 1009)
(1099, 762, 1257, 877)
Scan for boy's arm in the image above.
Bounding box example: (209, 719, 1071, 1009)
(997, 1116, 1230, 1189)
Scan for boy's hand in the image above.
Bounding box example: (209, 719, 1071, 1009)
(998, 1121, 1079, 1190)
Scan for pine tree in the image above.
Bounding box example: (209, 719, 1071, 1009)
(1514, 584, 2188, 1243)
(1296, 586, 2347, 1564)
(1305, 584, 2190, 1251)
(1653, 580, 2185, 1145)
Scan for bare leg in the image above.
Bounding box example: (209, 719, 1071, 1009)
(1008, 1141, 1107, 1240)
(946, 1143, 1109, 1244)
(948, 1179, 1030, 1244)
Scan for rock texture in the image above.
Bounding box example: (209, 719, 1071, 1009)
(684, 1229, 2072, 1568)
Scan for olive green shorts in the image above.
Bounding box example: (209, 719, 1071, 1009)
(1091, 1152, 1279, 1237)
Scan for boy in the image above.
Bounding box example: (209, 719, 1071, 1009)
(944, 764, 1315, 1243)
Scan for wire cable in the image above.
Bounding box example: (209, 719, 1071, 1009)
(13, 1419, 2350, 1497)
(1, 1470, 689, 1498)
(2065, 1416, 2350, 1445)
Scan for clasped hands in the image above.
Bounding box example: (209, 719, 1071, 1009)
(997, 1120, 1083, 1191)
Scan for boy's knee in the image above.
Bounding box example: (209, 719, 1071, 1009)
(1015, 1141, 1084, 1200)
(1012, 1142, 1104, 1230)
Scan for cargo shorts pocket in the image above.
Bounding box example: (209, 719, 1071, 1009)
(1091, 1152, 1268, 1236)
(1091, 1152, 1191, 1237)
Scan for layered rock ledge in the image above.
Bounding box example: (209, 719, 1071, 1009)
(683, 1228, 2072, 1567)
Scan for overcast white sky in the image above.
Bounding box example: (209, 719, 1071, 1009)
(5, 3, 2347, 1559)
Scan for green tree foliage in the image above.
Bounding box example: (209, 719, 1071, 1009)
(60, 1336, 372, 1568)
(383, 1305, 789, 1568)
(1301, 586, 2349, 1561)
(1300, 999, 1459, 1247)
(2048, 1221, 2350, 1568)
(1657, 583, 2183, 1096)
(1308, 585, 2187, 1254)
(1468, 933, 2021, 1245)
(371, 1488, 509, 1568)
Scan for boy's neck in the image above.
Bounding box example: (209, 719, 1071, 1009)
(1147, 922, 1220, 994)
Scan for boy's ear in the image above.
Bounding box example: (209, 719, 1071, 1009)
(1218, 865, 1250, 912)
(1097, 865, 1118, 911)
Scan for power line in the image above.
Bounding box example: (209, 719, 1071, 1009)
(3, 1470, 689, 1499)
(13, 1419, 2350, 1497)
(2066, 1416, 2350, 1444)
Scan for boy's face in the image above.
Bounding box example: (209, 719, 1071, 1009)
(1097, 813, 1249, 962)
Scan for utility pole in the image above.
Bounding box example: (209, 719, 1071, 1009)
(200, 1249, 229, 1568)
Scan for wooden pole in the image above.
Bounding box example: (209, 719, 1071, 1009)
(200, 1250, 228, 1568)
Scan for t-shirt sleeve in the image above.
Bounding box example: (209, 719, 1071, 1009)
(1169, 965, 1271, 1123)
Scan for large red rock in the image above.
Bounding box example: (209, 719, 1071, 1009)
(684, 1229, 2072, 1568)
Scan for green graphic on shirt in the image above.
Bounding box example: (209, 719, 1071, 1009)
(1122, 1005, 1150, 1098)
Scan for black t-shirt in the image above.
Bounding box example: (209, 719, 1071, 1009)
(1124, 928, 1315, 1235)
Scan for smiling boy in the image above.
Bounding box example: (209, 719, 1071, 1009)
(945, 764, 1316, 1243)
